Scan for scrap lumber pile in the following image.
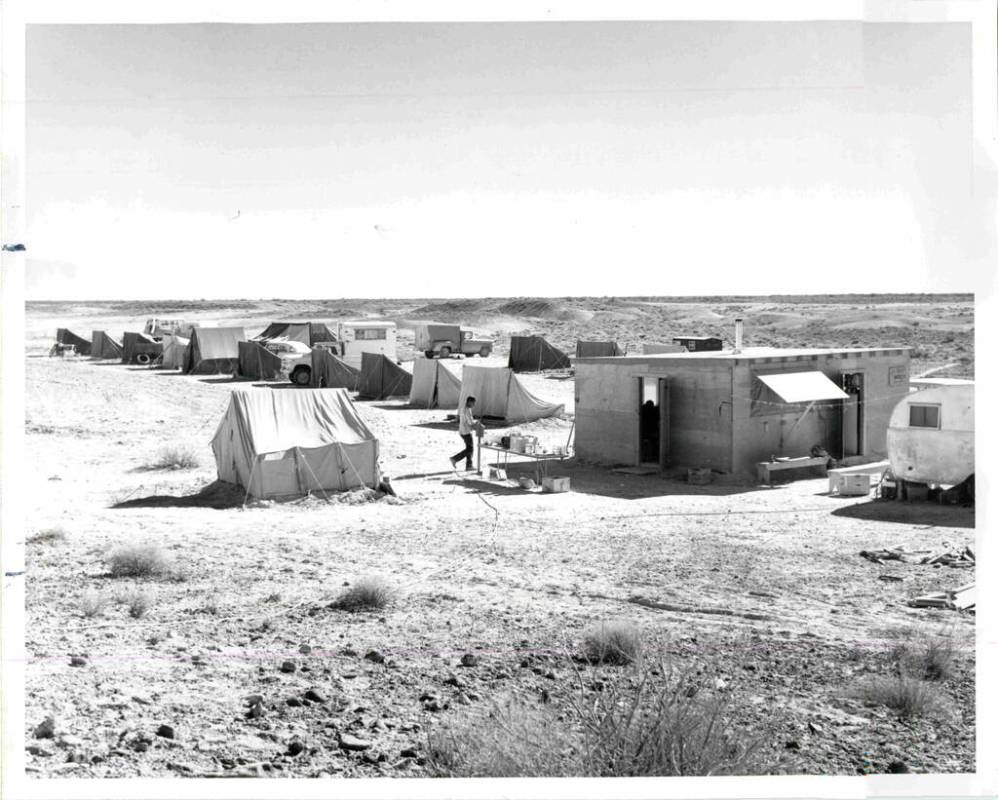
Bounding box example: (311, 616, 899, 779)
(859, 545, 975, 568)
(909, 582, 976, 612)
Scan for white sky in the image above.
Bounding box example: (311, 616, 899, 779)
(25, 20, 989, 300)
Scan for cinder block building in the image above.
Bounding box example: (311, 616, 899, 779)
(574, 346, 911, 477)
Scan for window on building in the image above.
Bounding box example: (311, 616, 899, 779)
(355, 328, 387, 340)
(909, 404, 940, 429)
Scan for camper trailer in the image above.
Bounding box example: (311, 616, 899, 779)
(887, 383, 974, 489)
(337, 321, 397, 369)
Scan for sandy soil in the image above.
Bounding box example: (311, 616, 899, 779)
(20, 298, 975, 778)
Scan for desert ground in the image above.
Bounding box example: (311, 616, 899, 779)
(20, 295, 975, 778)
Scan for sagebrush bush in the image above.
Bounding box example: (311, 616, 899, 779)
(853, 674, 946, 719)
(27, 528, 67, 545)
(78, 589, 109, 618)
(583, 621, 642, 665)
(107, 544, 170, 579)
(149, 444, 200, 470)
(121, 588, 154, 619)
(330, 576, 395, 612)
(427, 661, 770, 777)
(882, 626, 957, 682)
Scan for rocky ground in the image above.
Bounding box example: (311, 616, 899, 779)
(18, 297, 975, 778)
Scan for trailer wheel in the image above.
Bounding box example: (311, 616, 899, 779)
(424, 350, 435, 359)
(439, 346, 452, 358)
(291, 366, 311, 386)
(479, 346, 492, 358)
(136, 353, 152, 366)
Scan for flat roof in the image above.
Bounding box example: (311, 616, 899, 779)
(340, 320, 396, 327)
(576, 346, 910, 364)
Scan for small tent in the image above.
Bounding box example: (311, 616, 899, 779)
(254, 321, 337, 347)
(160, 334, 190, 370)
(409, 357, 462, 408)
(90, 330, 123, 359)
(576, 341, 622, 358)
(457, 365, 564, 422)
(238, 340, 284, 381)
(55, 328, 91, 356)
(358, 352, 413, 400)
(310, 348, 362, 390)
(121, 332, 163, 365)
(508, 335, 571, 372)
(211, 389, 380, 499)
(183, 327, 246, 375)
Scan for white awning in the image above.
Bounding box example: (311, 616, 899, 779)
(757, 371, 850, 403)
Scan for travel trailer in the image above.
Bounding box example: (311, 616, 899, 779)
(336, 321, 397, 369)
(887, 383, 974, 488)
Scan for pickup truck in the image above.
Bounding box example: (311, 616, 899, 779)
(414, 323, 493, 359)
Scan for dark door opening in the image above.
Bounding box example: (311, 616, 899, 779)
(638, 377, 670, 466)
(841, 372, 864, 457)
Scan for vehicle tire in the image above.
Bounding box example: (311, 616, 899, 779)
(291, 366, 311, 386)
(136, 353, 152, 366)
(424, 350, 435, 359)
(479, 346, 492, 358)
(439, 346, 452, 359)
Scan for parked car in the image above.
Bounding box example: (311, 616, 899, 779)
(414, 322, 493, 358)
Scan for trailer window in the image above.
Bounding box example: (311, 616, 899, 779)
(356, 328, 387, 340)
(909, 404, 940, 429)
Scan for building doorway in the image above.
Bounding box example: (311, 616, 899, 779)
(638, 377, 670, 467)
(841, 372, 865, 457)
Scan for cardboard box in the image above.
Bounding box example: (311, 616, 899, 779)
(541, 476, 571, 493)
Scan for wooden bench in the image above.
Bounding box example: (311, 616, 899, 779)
(756, 456, 829, 485)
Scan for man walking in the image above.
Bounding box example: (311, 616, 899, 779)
(449, 395, 477, 471)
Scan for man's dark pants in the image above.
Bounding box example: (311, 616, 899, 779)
(452, 434, 474, 469)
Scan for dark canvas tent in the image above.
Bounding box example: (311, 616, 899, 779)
(121, 332, 163, 365)
(358, 352, 413, 399)
(409, 358, 462, 408)
(508, 335, 571, 372)
(211, 389, 380, 499)
(254, 321, 337, 347)
(458, 366, 564, 422)
(576, 341, 622, 358)
(310, 348, 362, 390)
(90, 330, 123, 359)
(238, 340, 285, 381)
(184, 327, 246, 374)
(55, 328, 91, 356)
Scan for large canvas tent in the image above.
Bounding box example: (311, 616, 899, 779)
(358, 352, 413, 400)
(508, 335, 571, 372)
(237, 340, 284, 381)
(310, 348, 362, 390)
(409, 358, 462, 408)
(121, 332, 163, 365)
(255, 321, 337, 347)
(55, 328, 91, 356)
(160, 334, 190, 369)
(576, 341, 622, 358)
(211, 389, 380, 499)
(183, 327, 246, 375)
(90, 330, 123, 359)
(458, 365, 564, 422)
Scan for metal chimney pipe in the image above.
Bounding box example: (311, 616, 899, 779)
(734, 318, 743, 353)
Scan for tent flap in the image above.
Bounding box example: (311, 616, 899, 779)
(756, 371, 850, 403)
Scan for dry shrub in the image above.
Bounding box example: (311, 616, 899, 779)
(330, 576, 395, 612)
(78, 590, 109, 618)
(27, 528, 67, 545)
(882, 626, 958, 682)
(427, 662, 770, 777)
(583, 621, 642, 665)
(107, 543, 170, 579)
(149, 444, 200, 470)
(853, 674, 947, 719)
(121, 588, 154, 619)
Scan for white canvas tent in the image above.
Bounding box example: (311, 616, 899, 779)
(160, 334, 190, 370)
(457, 365, 564, 422)
(409, 358, 462, 408)
(211, 389, 380, 499)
